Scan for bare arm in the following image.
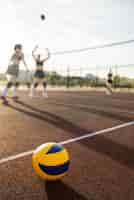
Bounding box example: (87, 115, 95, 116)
(42, 49, 50, 63)
(22, 54, 29, 71)
(8, 54, 14, 65)
(32, 45, 38, 61)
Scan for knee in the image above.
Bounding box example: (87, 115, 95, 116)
(34, 82, 38, 88)
(14, 82, 20, 88)
(43, 82, 47, 88)
(26, 82, 31, 88)
(7, 82, 13, 88)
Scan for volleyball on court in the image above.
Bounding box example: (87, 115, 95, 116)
(32, 142, 70, 181)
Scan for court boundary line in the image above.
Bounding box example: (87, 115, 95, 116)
(0, 121, 134, 165)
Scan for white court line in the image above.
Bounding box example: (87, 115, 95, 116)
(0, 150, 34, 165)
(0, 121, 134, 165)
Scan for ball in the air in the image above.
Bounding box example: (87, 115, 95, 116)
(32, 142, 70, 181)
(40, 14, 46, 21)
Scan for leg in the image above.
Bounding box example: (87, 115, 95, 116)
(1, 81, 13, 97)
(1, 74, 15, 97)
(0, 81, 13, 104)
(0, 75, 14, 104)
(26, 82, 31, 89)
(1, 74, 15, 99)
(29, 82, 38, 98)
(14, 82, 20, 88)
(105, 81, 113, 95)
(42, 81, 48, 98)
(12, 82, 20, 100)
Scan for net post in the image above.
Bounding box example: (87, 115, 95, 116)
(66, 65, 70, 88)
(79, 66, 82, 87)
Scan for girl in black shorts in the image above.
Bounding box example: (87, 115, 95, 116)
(106, 69, 113, 95)
(30, 46, 50, 98)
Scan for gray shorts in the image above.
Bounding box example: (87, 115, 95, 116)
(6, 64, 19, 76)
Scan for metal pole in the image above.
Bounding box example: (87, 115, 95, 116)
(66, 65, 70, 88)
(80, 66, 82, 87)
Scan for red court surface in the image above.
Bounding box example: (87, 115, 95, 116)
(0, 91, 134, 200)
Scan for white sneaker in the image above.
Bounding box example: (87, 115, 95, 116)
(42, 93, 48, 98)
(29, 93, 34, 98)
(106, 90, 111, 95)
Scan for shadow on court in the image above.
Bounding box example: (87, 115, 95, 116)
(7, 101, 134, 170)
(8, 100, 90, 135)
(45, 181, 89, 200)
(48, 101, 133, 122)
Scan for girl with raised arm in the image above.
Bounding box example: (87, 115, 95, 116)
(30, 46, 50, 98)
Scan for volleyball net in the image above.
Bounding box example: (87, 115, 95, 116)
(0, 39, 134, 89)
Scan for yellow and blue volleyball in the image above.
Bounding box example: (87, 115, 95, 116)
(32, 142, 70, 181)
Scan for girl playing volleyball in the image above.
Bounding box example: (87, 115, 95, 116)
(30, 46, 50, 98)
(1, 44, 28, 104)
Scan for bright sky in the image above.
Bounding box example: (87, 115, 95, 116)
(0, 0, 134, 77)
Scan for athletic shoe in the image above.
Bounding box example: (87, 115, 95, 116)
(106, 90, 111, 95)
(12, 96, 19, 101)
(0, 96, 8, 104)
(29, 93, 35, 98)
(42, 93, 48, 98)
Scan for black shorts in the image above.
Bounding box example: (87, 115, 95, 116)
(34, 70, 45, 79)
(108, 79, 112, 84)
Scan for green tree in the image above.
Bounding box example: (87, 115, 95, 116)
(48, 71, 61, 86)
(113, 75, 120, 88)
